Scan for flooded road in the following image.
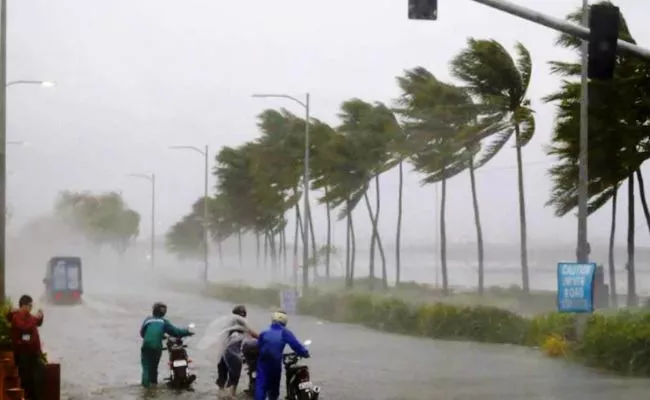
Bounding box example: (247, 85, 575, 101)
(10, 266, 650, 399)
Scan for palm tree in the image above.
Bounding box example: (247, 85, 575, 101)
(309, 119, 339, 281)
(450, 39, 535, 294)
(337, 99, 399, 290)
(395, 67, 477, 295)
(319, 130, 368, 288)
(544, 3, 650, 306)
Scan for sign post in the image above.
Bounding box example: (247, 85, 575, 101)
(557, 262, 596, 339)
(557, 262, 596, 313)
(280, 289, 298, 315)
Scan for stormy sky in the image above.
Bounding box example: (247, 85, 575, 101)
(6, 0, 650, 247)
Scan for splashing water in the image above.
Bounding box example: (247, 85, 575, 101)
(195, 314, 246, 360)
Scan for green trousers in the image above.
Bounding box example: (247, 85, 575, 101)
(141, 347, 163, 387)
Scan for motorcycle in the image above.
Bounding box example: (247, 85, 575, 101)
(242, 339, 320, 400)
(163, 323, 197, 390)
(283, 339, 320, 400)
(241, 337, 260, 395)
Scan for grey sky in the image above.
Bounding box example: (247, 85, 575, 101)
(7, 0, 650, 248)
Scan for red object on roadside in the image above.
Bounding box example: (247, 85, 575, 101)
(44, 363, 61, 400)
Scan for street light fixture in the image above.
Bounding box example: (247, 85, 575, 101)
(128, 173, 156, 269)
(6, 80, 55, 88)
(169, 145, 210, 282)
(252, 92, 310, 293)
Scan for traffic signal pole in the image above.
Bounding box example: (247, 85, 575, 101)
(469, 0, 650, 61)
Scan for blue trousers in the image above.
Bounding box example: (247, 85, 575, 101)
(254, 361, 282, 400)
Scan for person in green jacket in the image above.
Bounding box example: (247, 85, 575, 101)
(140, 302, 194, 387)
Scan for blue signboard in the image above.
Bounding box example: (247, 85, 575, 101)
(557, 262, 596, 313)
(280, 290, 298, 314)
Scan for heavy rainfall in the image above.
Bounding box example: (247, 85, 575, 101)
(4, 0, 650, 399)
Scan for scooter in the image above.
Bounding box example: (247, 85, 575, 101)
(164, 323, 197, 390)
(283, 340, 321, 400)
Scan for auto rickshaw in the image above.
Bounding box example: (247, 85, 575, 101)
(43, 256, 83, 305)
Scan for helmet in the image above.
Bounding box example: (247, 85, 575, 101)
(271, 310, 288, 326)
(152, 302, 167, 318)
(232, 304, 247, 318)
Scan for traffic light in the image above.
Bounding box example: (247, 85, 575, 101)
(408, 0, 437, 21)
(588, 4, 620, 80)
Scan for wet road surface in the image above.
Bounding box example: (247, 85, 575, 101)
(11, 267, 650, 399)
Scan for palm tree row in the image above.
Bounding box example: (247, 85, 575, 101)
(167, 3, 650, 300)
(167, 36, 537, 295)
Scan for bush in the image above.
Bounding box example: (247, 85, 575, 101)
(204, 283, 650, 376)
(203, 284, 281, 308)
(577, 311, 650, 375)
(0, 298, 13, 350)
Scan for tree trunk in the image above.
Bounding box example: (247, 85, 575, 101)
(364, 191, 377, 291)
(345, 199, 352, 288)
(375, 175, 387, 290)
(256, 231, 260, 269)
(237, 228, 243, 268)
(264, 231, 269, 270)
(293, 205, 301, 288)
(468, 157, 485, 295)
(627, 174, 637, 307)
(396, 160, 404, 285)
(608, 185, 618, 308)
(325, 186, 332, 281)
(217, 238, 223, 267)
(276, 229, 282, 271)
(269, 232, 278, 271)
(635, 170, 650, 236)
(281, 224, 288, 278)
(350, 209, 356, 289)
(307, 203, 318, 276)
(514, 124, 530, 293)
(440, 171, 449, 296)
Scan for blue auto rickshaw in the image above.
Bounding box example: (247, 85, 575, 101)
(43, 256, 83, 305)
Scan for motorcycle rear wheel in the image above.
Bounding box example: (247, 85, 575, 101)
(172, 367, 187, 385)
(297, 390, 314, 400)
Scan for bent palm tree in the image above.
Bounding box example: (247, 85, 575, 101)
(451, 39, 535, 293)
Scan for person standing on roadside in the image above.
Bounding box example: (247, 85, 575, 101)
(8, 294, 44, 400)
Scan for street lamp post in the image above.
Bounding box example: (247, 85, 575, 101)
(0, 0, 56, 301)
(252, 93, 310, 293)
(128, 173, 156, 269)
(169, 145, 210, 282)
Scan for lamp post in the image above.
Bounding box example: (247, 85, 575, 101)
(0, 0, 56, 301)
(252, 92, 310, 293)
(128, 173, 156, 269)
(169, 145, 210, 282)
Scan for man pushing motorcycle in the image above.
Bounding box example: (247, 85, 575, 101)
(216, 304, 259, 398)
(255, 310, 310, 400)
(140, 302, 194, 388)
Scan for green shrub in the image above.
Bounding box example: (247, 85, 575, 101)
(0, 297, 13, 350)
(525, 312, 577, 346)
(577, 311, 650, 375)
(203, 284, 281, 308)
(204, 283, 650, 376)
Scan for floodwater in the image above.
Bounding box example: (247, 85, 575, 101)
(10, 266, 650, 399)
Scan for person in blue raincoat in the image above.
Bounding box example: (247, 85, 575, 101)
(140, 302, 194, 387)
(255, 310, 309, 400)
